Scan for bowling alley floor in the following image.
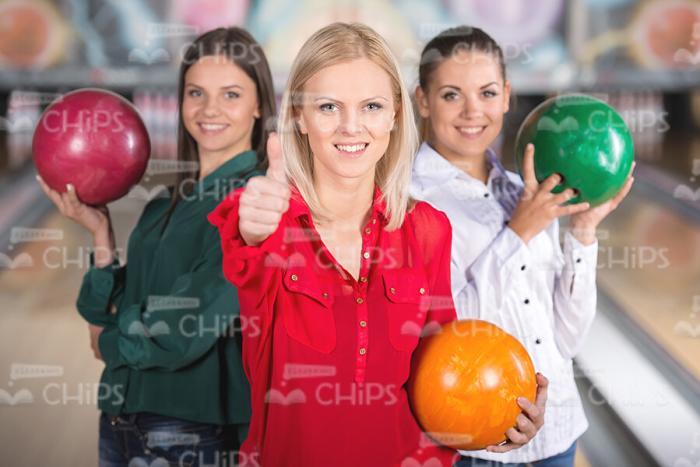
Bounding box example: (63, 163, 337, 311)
(0, 187, 144, 467)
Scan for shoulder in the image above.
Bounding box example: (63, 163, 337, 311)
(407, 200, 452, 246)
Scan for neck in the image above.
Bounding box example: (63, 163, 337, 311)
(313, 172, 375, 229)
(429, 140, 490, 185)
(198, 141, 252, 180)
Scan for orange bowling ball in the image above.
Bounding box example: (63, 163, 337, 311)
(408, 319, 537, 450)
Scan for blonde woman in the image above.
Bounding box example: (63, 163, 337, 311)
(208, 22, 462, 466)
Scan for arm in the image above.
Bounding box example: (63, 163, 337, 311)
(97, 227, 247, 371)
(452, 226, 531, 319)
(413, 204, 457, 326)
(76, 253, 124, 327)
(551, 224, 599, 360)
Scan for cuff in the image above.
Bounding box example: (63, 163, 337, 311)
(495, 227, 532, 271)
(98, 325, 123, 368)
(207, 188, 286, 278)
(562, 230, 598, 273)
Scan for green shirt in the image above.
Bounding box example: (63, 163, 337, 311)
(76, 150, 260, 425)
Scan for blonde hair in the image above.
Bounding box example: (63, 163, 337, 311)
(278, 22, 418, 231)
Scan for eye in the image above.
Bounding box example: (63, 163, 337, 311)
(187, 89, 202, 97)
(319, 103, 337, 112)
(442, 91, 459, 101)
(483, 89, 498, 98)
(365, 102, 383, 111)
(225, 91, 240, 99)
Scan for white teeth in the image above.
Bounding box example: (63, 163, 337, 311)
(458, 127, 484, 135)
(335, 143, 367, 153)
(200, 123, 227, 131)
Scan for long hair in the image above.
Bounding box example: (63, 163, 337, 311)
(159, 27, 276, 231)
(278, 22, 418, 231)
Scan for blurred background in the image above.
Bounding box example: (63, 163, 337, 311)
(0, 0, 698, 466)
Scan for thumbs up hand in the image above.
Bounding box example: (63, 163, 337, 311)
(239, 132, 291, 246)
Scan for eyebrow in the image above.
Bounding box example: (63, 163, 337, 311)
(185, 83, 244, 90)
(437, 81, 499, 92)
(312, 95, 390, 103)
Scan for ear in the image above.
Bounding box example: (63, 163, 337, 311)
(415, 85, 430, 119)
(296, 109, 308, 135)
(503, 80, 512, 114)
(254, 104, 261, 119)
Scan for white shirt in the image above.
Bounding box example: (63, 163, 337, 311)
(410, 142, 598, 463)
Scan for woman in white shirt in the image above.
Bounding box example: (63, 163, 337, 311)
(411, 26, 634, 467)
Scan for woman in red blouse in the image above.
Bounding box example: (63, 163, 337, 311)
(209, 23, 544, 467)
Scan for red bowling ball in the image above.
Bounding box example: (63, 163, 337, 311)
(33, 88, 150, 205)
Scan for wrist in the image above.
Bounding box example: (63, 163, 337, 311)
(92, 229, 115, 268)
(507, 221, 533, 245)
(569, 222, 597, 245)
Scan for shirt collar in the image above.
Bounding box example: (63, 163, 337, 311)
(197, 149, 258, 193)
(414, 141, 510, 187)
(288, 184, 388, 224)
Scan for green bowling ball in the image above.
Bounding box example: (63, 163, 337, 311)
(514, 94, 634, 207)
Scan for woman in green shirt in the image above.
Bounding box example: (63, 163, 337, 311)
(36, 27, 276, 467)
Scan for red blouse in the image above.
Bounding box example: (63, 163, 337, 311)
(208, 185, 459, 467)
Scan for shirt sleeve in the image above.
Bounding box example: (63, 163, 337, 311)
(207, 188, 285, 379)
(551, 225, 598, 360)
(97, 227, 242, 371)
(412, 203, 458, 326)
(76, 253, 125, 327)
(452, 226, 531, 320)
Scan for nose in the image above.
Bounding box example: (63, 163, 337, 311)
(460, 93, 484, 119)
(338, 108, 362, 136)
(202, 96, 221, 117)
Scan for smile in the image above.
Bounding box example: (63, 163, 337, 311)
(198, 123, 229, 133)
(334, 142, 368, 156)
(456, 126, 486, 137)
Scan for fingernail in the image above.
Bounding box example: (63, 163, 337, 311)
(35, 175, 41, 182)
(517, 397, 526, 405)
(65, 184, 72, 191)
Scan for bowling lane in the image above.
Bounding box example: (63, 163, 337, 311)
(591, 140, 700, 383)
(0, 191, 145, 466)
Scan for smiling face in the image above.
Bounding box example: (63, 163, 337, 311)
(182, 55, 260, 160)
(417, 50, 510, 162)
(296, 58, 396, 185)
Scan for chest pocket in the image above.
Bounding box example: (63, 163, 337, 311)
(280, 267, 336, 353)
(382, 268, 430, 352)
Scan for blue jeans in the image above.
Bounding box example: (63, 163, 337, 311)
(98, 412, 247, 467)
(454, 441, 577, 467)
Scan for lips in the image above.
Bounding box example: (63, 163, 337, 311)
(198, 122, 229, 134)
(334, 142, 369, 157)
(456, 125, 487, 138)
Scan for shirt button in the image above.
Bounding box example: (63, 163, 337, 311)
(359, 320, 367, 328)
(390, 287, 396, 294)
(576, 258, 582, 264)
(362, 251, 370, 259)
(484, 193, 490, 198)
(419, 287, 425, 295)
(359, 276, 368, 283)
(524, 298, 530, 304)
(322, 292, 329, 299)
(291, 274, 298, 281)
(356, 297, 364, 304)
(372, 219, 377, 224)
(535, 338, 542, 344)
(365, 228, 371, 234)
(521, 265, 526, 271)
(359, 347, 367, 355)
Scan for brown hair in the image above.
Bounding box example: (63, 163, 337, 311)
(417, 26, 506, 140)
(160, 27, 276, 231)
